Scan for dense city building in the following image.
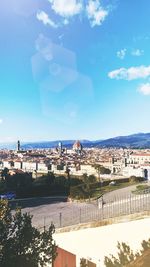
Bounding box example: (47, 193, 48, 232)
(0, 140, 150, 180)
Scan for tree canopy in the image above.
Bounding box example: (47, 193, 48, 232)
(104, 239, 150, 267)
(0, 200, 57, 267)
(94, 165, 111, 175)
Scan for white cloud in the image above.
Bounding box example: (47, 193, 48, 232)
(48, 0, 82, 17)
(138, 83, 150, 95)
(108, 65, 150, 80)
(36, 10, 58, 28)
(86, 0, 108, 27)
(38, 0, 110, 28)
(131, 49, 144, 57)
(117, 49, 126, 59)
(0, 119, 3, 124)
(116, 48, 144, 59)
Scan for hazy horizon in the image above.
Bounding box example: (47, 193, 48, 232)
(0, 131, 149, 144)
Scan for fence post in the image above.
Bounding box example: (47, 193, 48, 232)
(100, 195, 103, 219)
(59, 212, 62, 228)
(129, 194, 131, 214)
(101, 201, 104, 220)
(44, 216, 46, 232)
(79, 208, 81, 224)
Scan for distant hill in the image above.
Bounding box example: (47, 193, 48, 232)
(0, 133, 150, 149)
(22, 140, 92, 149)
(95, 133, 150, 148)
(22, 133, 150, 149)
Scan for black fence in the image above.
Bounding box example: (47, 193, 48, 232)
(34, 189, 150, 230)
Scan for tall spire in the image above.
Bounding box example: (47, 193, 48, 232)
(17, 140, 20, 151)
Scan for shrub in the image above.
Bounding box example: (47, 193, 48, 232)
(130, 176, 144, 183)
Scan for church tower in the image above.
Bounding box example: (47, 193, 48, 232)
(17, 140, 20, 151)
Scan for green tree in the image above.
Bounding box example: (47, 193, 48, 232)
(129, 176, 143, 183)
(65, 167, 71, 194)
(94, 165, 111, 190)
(98, 166, 111, 175)
(94, 164, 101, 182)
(82, 173, 88, 184)
(80, 258, 88, 267)
(82, 173, 94, 200)
(88, 175, 97, 184)
(0, 200, 57, 267)
(0, 179, 7, 194)
(104, 242, 140, 267)
(94, 165, 111, 177)
(82, 174, 96, 184)
(5, 173, 32, 196)
(1, 168, 9, 180)
(104, 168, 111, 175)
(46, 172, 55, 185)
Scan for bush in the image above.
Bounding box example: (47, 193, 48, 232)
(69, 177, 82, 186)
(70, 184, 88, 199)
(0, 180, 7, 194)
(88, 175, 97, 183)
(113, 178, 129, 184)
(136, 185, 150, 191)
(129, 176, 144, 183)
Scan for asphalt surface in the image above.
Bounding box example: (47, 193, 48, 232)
(10, 183, 150, 229)
(102, 183, 143, 203)
(10, 196, 96, 229)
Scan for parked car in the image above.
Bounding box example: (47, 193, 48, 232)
(109, 181, 116, 186)
(0, 192, 16, 200)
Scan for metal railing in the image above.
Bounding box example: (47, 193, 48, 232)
(35, 190, 150, 230)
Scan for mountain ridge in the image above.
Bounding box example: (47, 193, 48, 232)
(0, 133, 150, 149)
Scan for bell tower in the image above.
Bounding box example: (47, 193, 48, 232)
(17, 140, 20, 151)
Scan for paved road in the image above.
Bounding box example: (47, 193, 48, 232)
(10, 196, 96, 229)
(100, 192, 150, 221)
(9, 182, 150, 229)
(10, 196, 68, 209)
(102, 182, 149, 204)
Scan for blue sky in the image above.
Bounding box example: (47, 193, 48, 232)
(0, 0, 150, 142)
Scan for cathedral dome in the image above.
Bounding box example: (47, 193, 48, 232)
(73, 141, 82, 152)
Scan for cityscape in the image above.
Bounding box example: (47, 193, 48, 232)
(1, 0, 150, 267)
(1, 139, 150, 180)
(1, 138, 150, 266)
